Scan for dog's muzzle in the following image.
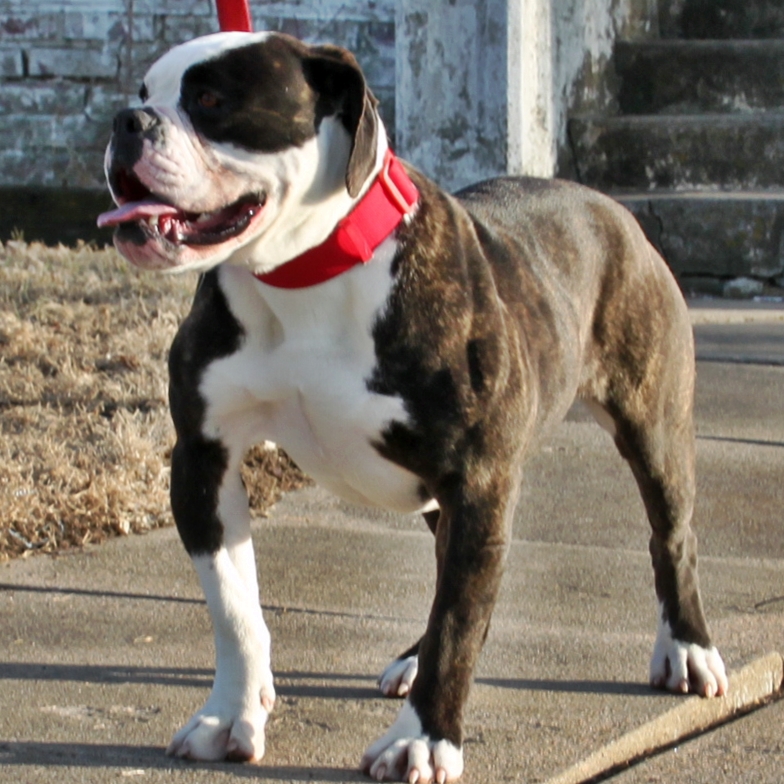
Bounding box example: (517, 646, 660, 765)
(98, 108, 266, 267)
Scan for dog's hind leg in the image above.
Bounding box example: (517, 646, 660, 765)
(378, 509, 440, 698)
(379, 639, 421, 698)
(608, 406, 726, 696)
(584, 285, 727, 698)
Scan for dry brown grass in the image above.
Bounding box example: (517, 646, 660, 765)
(0, 241, 308, 561)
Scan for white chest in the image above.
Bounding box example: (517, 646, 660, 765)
(198, 252, 429, 513)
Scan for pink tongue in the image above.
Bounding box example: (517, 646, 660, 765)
(97, 199, 180, 228)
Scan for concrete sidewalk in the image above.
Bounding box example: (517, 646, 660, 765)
(0, 303, 782, 783)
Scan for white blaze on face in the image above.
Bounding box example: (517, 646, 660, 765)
(144, 32, 274, 107)
(130, 33, 274, 215)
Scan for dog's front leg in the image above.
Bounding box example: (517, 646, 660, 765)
(362, 490, 513, 783)
(166, 437, 274, 763)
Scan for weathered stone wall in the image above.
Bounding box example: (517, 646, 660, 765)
(552, 0, 659, 176)
(396, 0, 508, 191)
(1, 0, 658, 243)
(0, 1, 395, 190)
(396, 0, 658, 191)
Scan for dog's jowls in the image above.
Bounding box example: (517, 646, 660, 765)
(100, 31, 728, 784)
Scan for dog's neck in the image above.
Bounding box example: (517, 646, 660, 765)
(227, 116, 417, 285)
(253, 149, 418, 288)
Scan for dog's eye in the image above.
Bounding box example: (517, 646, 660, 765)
(198, 91, 220, 109)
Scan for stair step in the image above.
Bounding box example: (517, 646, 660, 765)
(615, 40, 784, 115)
(659, 0, 784, 40)
(569, 113, 784, 191)
(617, 191, 784, 280)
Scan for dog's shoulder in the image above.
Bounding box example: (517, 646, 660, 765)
(171, 271, 244, 366)
(168, 270, 244, 433)
(390, 167, 573, 302)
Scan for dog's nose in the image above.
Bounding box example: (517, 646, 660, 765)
(113, 107, 160, 139)
(109, 108, 162, 170)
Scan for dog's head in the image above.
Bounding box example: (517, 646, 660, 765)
(99, 32, 381, 273)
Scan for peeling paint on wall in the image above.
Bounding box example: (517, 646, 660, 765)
(554, 0, 658, 177)
(397, 0, 659, 189)
(396, 0, 508, 191)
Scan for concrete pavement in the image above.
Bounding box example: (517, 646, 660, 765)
(0, 301, 782, 783)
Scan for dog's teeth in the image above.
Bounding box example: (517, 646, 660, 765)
(195, 212, 212, 224)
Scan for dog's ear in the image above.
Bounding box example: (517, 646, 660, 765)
(303, 45, 379, 198)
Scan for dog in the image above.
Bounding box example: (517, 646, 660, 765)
(98, 31, 728, 783)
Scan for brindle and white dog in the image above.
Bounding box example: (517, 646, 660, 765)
(99, 31, 728, 784)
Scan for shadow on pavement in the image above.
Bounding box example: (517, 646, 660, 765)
(0, 740, 365, 780)
(0, 662, 212, 688)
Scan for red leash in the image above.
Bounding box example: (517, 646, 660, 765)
(216, 0, 253, 32)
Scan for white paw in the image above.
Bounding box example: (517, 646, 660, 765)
(379, 654, 419, 697)
(166, 697, 270, 762)
(180, 550, 276, 761)
(650, 618, 728, 698)
(360, 702, 464, 783)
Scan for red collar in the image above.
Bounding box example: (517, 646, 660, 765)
(254, 151, 419, 289)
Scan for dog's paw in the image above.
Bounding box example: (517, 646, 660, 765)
(379, 654, 419, 697)
(360, 702, 463, 783)
(166, 698, 270, 762)
(649, 621, 728, 698)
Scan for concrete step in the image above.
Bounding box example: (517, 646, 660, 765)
(569, 113, 784, 192)
(615, 40, 784, 115)
(616, 191, 784, 288)
(659, 0, 784, 39)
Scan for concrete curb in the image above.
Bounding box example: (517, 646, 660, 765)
(543, 652, 784, 784)
(689, 305, 784, 325)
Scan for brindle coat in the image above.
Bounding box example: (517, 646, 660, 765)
(102, 32, 725, 781)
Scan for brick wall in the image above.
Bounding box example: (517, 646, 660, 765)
(0, 1, 395, 191)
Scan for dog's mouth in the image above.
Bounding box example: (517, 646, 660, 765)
(98, 168, 266, 248)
